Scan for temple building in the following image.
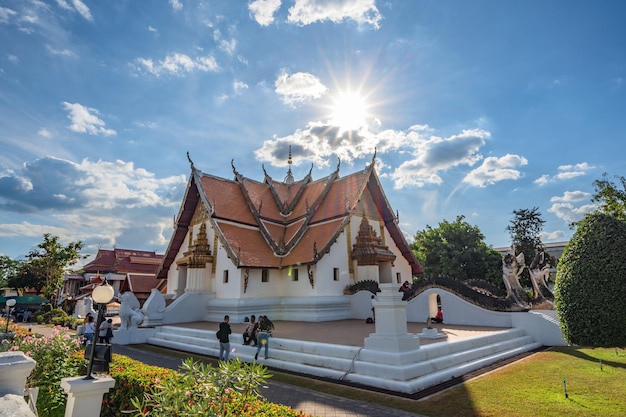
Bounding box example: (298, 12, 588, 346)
(156, 153, 422, 321)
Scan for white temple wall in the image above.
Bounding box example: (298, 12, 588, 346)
(314, 232, 352, 296)
(381, 226, 413, 284)
(280, 265, 313, 297)
(214, 243, 241, 298)
(239, 268, 282, 298)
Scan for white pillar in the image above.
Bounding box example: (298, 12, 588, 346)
(0, 351, 36, 397)
(364, 283, 420, 352)
(61, 376, 115, 417)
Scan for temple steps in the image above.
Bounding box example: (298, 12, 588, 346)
(147, 325, 541, 394)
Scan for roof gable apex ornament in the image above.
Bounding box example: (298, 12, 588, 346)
(187, 151, 195, 170)
(284, 145, 295, 184)
(231, 159, 243, 182)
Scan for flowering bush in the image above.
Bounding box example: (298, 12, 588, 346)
(102, 354, 177, 417)
(1, 326, 83, 417)
(126, 357, 311, 417)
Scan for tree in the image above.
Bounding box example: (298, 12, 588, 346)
(24, 234, 85, 301)
(411, 215, 503, 287)
(554, 212, 626, 347)
(592, 173, 626, 221)
(0, 255, 22, 289)
(506, 207, 547, 287)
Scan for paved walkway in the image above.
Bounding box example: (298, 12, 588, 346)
(16, 322, 427, 417)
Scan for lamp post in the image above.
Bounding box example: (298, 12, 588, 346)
(84, 279, 114, 380)
(4, 298, 16, 334)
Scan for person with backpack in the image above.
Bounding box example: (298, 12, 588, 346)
(254, 315, 275, 360)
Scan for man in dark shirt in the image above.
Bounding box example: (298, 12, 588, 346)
(218, 315, 232, 361)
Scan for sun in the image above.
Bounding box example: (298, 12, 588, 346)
(330, 91, 369, 131)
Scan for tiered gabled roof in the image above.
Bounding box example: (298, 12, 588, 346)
(157, 158, 422, 279)
(83, 248, 163, 275)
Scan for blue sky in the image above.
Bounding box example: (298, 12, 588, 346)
(1, 0, 625, 262)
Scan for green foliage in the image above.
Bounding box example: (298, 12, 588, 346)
(1, 327, 84, 417)
(33, 308, 80, 327)
(103, 354, 177, 416)
(411, 215, 502, 287)
(555, 212, 626, 347)
(6, 234, 85, 300)
(125, 357, 309, 417)
(592, 172, 626, 221)
(0, 255, 23, 289)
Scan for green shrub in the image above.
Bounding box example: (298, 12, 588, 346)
(555, 212, 626, 347)
(125, 357, 311, 417)
(1, 326, 84, 417)
(103, 354, 177, 417)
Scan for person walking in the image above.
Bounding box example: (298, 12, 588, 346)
(254, 315, 275, 360)
(99, 318, 114, 344)
(218, 315, 232, 361)
(83, 315, 95, 345)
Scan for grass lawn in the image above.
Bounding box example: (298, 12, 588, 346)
(407, 347, 626, 417)
(134, 345, 626, 417)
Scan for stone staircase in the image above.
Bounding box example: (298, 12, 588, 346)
(147, 325, 541, 394)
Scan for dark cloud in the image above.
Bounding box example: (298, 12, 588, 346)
(0, 158, 87, 212)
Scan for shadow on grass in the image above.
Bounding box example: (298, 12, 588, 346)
(555, 346, 626, 369)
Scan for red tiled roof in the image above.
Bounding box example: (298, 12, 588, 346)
(156, 161, 422, 278)
(83, 248, 163, 274)
(123, 274, 163, 293)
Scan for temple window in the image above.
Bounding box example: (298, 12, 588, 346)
(333, 268, 339, 281)
(223, 270, 229, 283)
(292, 268, 299, 281)
(262, 269, 269, 283)
(396, 272, 401, 284)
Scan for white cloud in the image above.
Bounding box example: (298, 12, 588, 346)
(0, 7, 17, 24)
(249, 0, 282, 26)
(46, 44, 77, 58)
(213, 29, 237, 55)
(255, 121, 493, 191)
(0, 157, 187, 253)
(56, 0, 92, 21)
(233, 80, 249, 95)
(391, 129, 490, 188)
(541, 230, 566, 242)
(548, 202, 596, 223)
(288, 0, 381, 28)
(534, 162, 594, 185)
(550, 190, 591, 203)
(463, 154, 528, 187)
(38, 128, 53, 138)
(7, 54, 19, 64)
(275, 70, 328, 105)
(62, 102, 116, 136)
(134, 53, 219, 77)
(534, 174, 550, 186)
(148, 25, 158, 33)
(169, 0, 183, 11)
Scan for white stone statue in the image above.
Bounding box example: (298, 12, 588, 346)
(119, 292, 144, 329)
(74, 296, 97, 318)
(141, 289, 166, 326)
(529, 250, 554, 302)
(502, 250, 531, 308)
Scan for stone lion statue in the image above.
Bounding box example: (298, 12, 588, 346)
(119, 292, 144, 329)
